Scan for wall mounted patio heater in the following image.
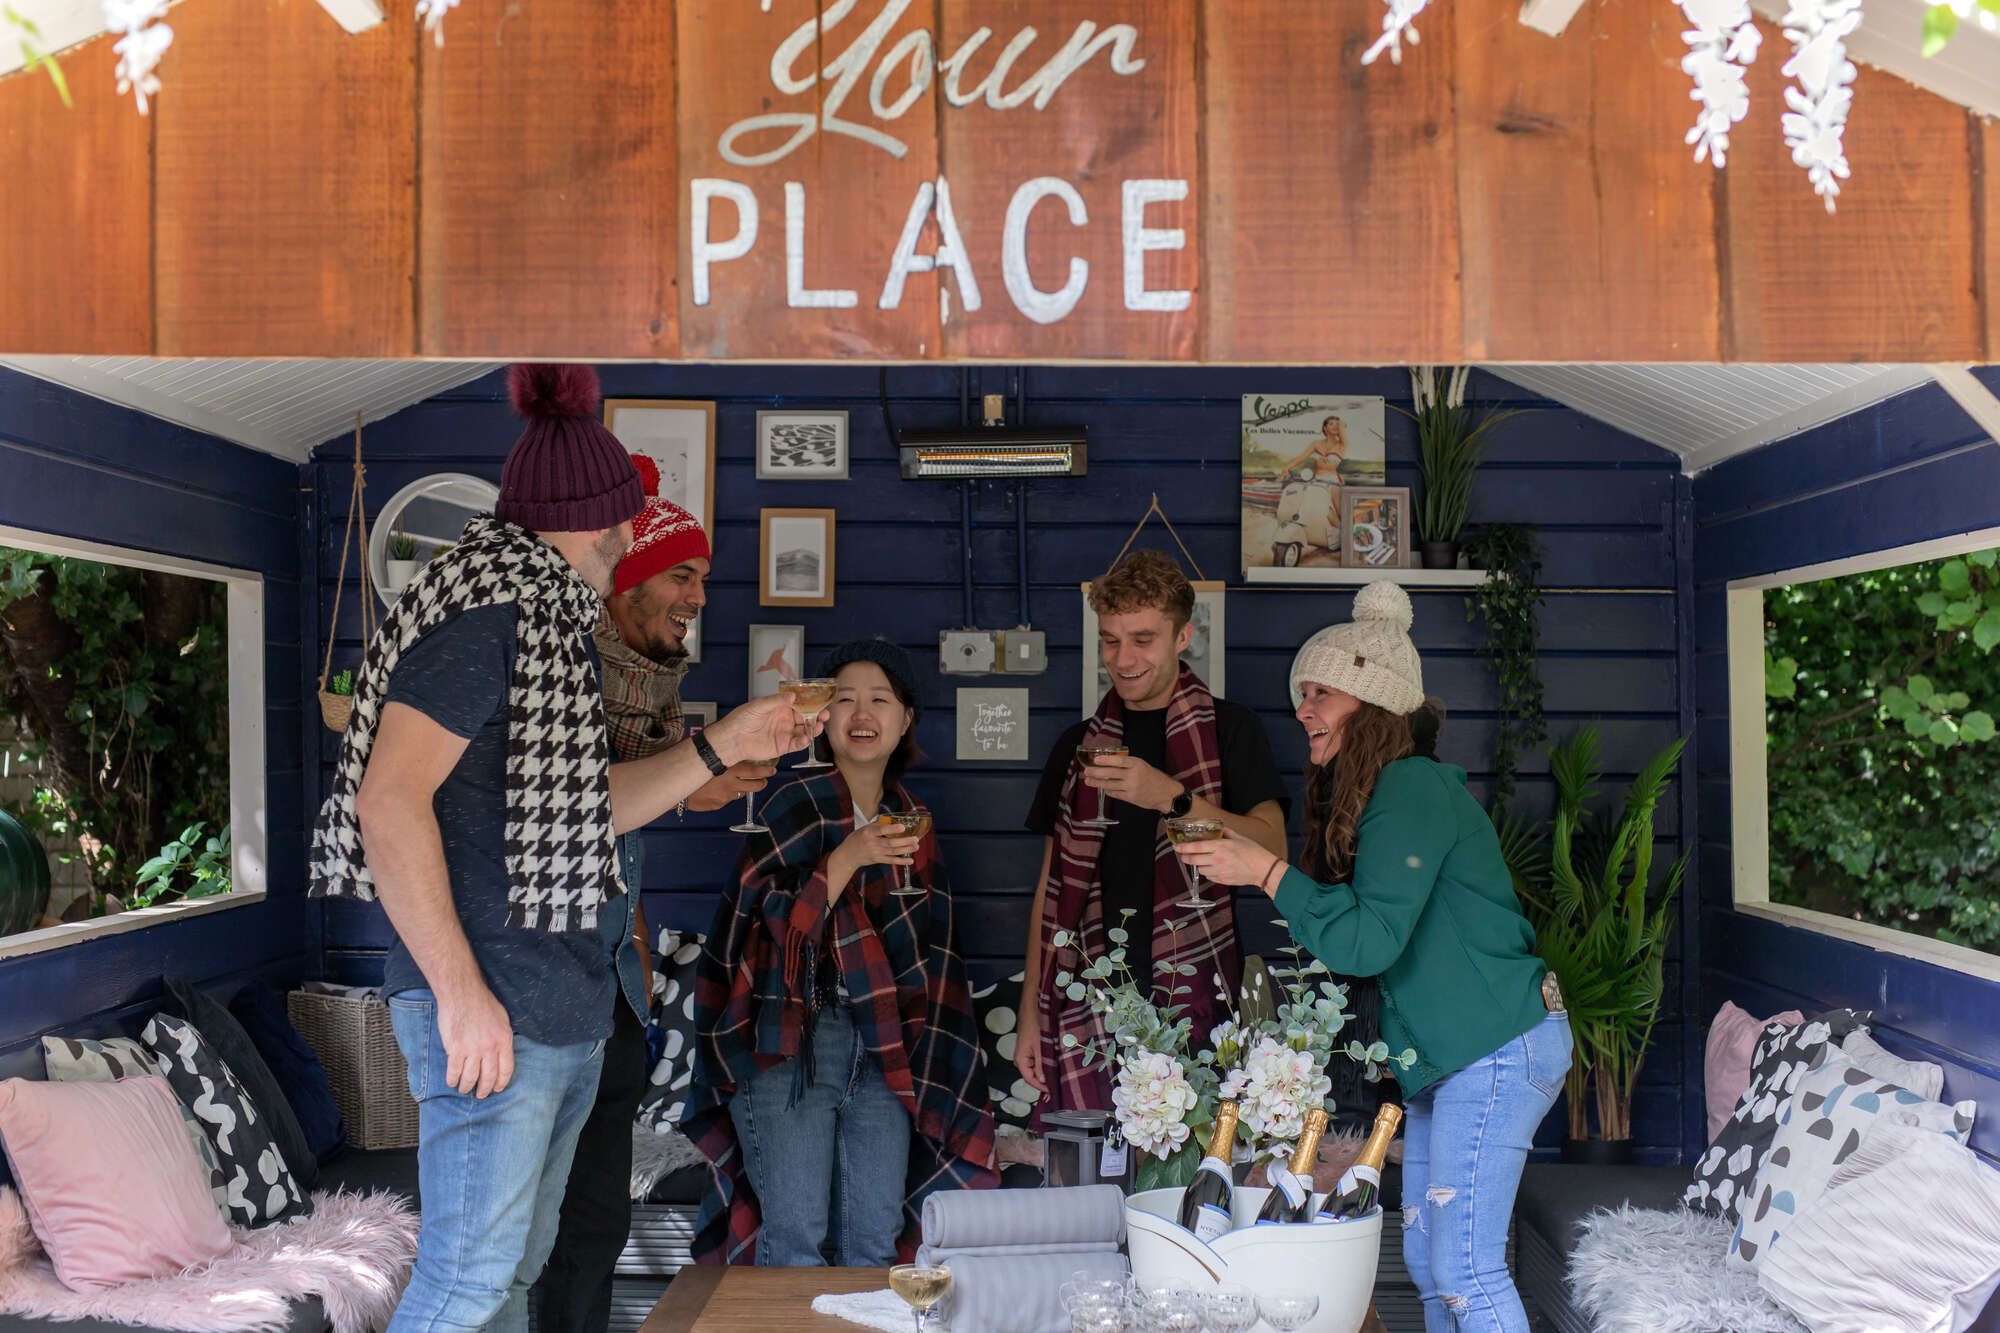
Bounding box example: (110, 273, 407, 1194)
(897, 425, 1087, 479)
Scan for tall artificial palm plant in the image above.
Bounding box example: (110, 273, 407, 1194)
(1404, 366, 1522, 550)
(1501, 726, 1687, 1143)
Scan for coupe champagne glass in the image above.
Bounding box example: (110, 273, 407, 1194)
(727, 759, 777, 835)
(1256, 1289, 1321, 1333)
(1164, 817, 1225, 910)
(1075, 743, 1127, 828)
(886, 808, 933, 897)
(1199, 1284, 1258, 1333)
(889, 1263, 952, 1333)
(780, 677, 836, 770)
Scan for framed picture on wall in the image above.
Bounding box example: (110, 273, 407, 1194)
(1341, 487, 1410, 570)
(1240, 394, 1387, 580)
(760, 508, 836, 607)
(605, 399, 716, 540)
(756, 410, 849, 481)
(682, 701, 717, 733)
(1078, 581, 1226, 717)
(747, 625, 805, 699)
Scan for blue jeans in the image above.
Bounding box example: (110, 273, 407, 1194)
(387, 989, 606, 1333)
(730, 1006, 911, 1267)
(1401, 1011, 1572, 1333)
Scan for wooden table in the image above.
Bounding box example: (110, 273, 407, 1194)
(642, 1266, 1387, 1332)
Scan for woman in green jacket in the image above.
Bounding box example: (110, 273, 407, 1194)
(1173, 580, 1569, 1333)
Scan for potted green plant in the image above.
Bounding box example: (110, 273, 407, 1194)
(386, 528, 419, 592)
(1403, 366, 1522, 569)
(1500, 726, 1686, 1163)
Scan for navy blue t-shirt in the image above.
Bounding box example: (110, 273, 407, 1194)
(380, 603, 618, 1047)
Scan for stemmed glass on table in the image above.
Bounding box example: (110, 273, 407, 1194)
(888, 1263, 952, 1333)
(1164, 817, 1225, 911)
(1257, 1288, 1322, 1332)
(779, 677, 836, 771)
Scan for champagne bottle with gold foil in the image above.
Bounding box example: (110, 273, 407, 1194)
(1176, 1101, 1241, 1242)
(1318, 1102, 1403, 1222)
(1254, 1107, 1329, 1224)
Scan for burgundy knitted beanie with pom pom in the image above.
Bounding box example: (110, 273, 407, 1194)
(495, 364, 643, 533)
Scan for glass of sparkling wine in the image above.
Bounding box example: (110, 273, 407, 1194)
(1075, 744, 1127, 828)
(1164, 817, 1225, 910)
(728, 760, 777, 836)
(780, 678, 837, 770)
(887, 809, 933, 896)
(889, 1263, 952, 1333)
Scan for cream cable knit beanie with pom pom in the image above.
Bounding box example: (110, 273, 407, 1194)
(1288, 581, 1425, 716)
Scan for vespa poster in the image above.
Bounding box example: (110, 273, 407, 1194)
(1239, 395, 1387, 578)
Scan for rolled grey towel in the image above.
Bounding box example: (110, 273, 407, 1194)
(933, 1251, 1130, 1333)
(920, 1184, 1127, 1251)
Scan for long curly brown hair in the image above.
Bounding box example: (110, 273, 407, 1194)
(1303, 701, 1417, 883)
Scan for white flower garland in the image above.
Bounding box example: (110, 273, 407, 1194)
(416, 0, 461, 46)
(1361, 0, 1432, 65)
(101, 0, 171, 115)
(1676, 0, 1763, 169)
(1778, 0, 1862, 212)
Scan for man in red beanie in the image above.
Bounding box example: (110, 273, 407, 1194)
(535, 460, 775, 1332)
(311, 365, 810, 1333)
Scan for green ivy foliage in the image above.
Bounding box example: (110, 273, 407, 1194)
(1466, 523, 1547, 813)
(1764, 549, 2000, 950)
(0, 550, 229, 909)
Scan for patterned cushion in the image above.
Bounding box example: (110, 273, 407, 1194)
(970, 971, 1042, 1132)
(141, 1013, 306, 1227)
(637, 928, 702, 1132)
(1685, 1008, 1868, 1221)
(1728, 1052, 1975, 1270)
(40, 1034, 227, 1215)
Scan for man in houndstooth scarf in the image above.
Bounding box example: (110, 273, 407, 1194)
(311, 364, 810, 1333)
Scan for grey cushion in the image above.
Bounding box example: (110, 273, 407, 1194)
(1514, 1163, 1690, 1248)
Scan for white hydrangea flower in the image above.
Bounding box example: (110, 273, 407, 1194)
(1676, 0, 1762, 168)
(1111, 1051, 1198, 1159)
(1778, 0, 1860, 211)
(417, 0, 462, 46)
(100, 0, 172, 115)
(1219, 1036, 1332, 1146)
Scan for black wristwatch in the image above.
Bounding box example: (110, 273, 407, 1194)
(1167, 786, 1195, 818)
(691, 730, 729, 777)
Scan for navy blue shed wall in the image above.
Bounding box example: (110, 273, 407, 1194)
(308, 364, 1693, 1161)
(1693, 373, 2000, 1166)
(0, 366, 307, 1081)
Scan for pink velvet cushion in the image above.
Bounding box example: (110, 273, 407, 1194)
(1705, 1001, 1805, 1144)
(0, 1075, 232, 1290)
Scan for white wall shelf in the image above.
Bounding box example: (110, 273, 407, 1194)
(1242, 567, 1491, 588)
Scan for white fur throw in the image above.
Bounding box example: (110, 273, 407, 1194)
(0, 1186, 416, 1333)
(1569, 1205, 1805, 1333)
(630, 1123, 708, 1200)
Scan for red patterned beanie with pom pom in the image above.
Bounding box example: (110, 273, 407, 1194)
(495, 363, 643, 533)
(612, 451, 711, 596)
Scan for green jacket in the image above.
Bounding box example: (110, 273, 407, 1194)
(1274, 757, 1547, 1096)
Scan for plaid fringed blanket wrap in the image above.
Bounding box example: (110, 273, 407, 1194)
(309, 515, 623, 931)
(1037, 664, 1237, 1117)
(683, 770, 999, 1265)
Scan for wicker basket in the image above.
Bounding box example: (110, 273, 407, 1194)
(288, 989, 419, 1150)
(318, 689, 354, 734)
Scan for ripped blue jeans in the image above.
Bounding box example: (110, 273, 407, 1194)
(1401, 1011, 1571, 1332)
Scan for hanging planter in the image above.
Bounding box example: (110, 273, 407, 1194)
(319, 413, 376, 735)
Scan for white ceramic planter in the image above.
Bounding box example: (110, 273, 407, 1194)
(385, 558, 419, 594)
(1126, 1187, 1382, 1333)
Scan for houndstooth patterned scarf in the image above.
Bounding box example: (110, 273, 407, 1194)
(309, 515, 623, 931)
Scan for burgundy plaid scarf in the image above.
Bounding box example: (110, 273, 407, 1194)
(683, 770, 998, 1265)
(1036, 664, 1238, 1117)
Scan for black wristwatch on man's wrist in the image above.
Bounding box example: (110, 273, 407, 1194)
(692, 730, 729, 777)
(1167, 786, 1195, 818)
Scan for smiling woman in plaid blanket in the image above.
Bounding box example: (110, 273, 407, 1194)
(683, 639, 998, 1268)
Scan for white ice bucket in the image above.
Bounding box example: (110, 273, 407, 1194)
(1125, 1187, 1382, 1333)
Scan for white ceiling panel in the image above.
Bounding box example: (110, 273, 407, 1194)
(0, 357, 499, 461)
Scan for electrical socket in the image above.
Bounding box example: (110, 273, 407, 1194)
(997, 628, 1047, 674)
(939, 629, 998, 675)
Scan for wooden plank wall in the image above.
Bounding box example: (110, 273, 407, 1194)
(0, 368, 307, 1083)
(308, 363, 1696, 1162)
(1693, 381, 2000, 1166)
(0, 0, 1992, 362)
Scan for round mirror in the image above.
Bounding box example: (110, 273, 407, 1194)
(370, 472, 500, 607)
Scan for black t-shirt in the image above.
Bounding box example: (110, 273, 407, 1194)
(379, 603, 619, 1048)
(1025, 699, 1290, 989)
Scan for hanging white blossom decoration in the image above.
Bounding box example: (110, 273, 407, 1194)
(1676, 0, 1762, 168)
(1779, 0, 1861, 212)
(102, 0, 171, 115)
(1361, 0, 1432, 65)
(416, 0, 461, 46)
